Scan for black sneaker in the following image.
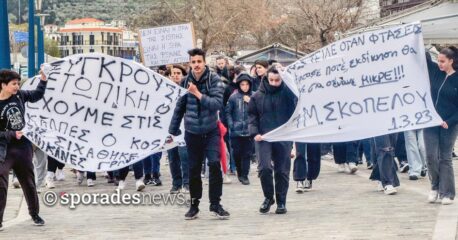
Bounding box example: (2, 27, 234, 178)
(367, 163, 374, 170)
(107, 176, 115, 184)
(453, 152, 457, 158)
(151, 177, 162, 186)
(143, 175, 152, 185)
(185, 205, 199, 220)
(31, 214, 45, 226)
(399, 162, 409, 173)
(275, 204, 287, 214)
(237, 176, 244, 183)
(0, 222, 3, 231)
(170, 185, 181, 194)
(259, 198, 275, 214)
(421, 169, 428, 177)
(409, 175, 419, 181)
(241, 177, 250, 185)
(209, 204, 230, 220)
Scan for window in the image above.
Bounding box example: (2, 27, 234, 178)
(90, 35, 95, 45)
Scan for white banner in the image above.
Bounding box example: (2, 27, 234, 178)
(139, 23, 195, 67)
(22, 53, 186, 171)
(263, 22, 442, 143)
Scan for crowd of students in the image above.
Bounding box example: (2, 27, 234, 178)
(0, 45, 457, 229)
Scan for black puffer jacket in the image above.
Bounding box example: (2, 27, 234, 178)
(248, 77, 297, 136)
(169, 66, 224, 135)
(225, 74, 253, 137)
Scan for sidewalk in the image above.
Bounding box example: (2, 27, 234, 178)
(2, 146, 458, 239)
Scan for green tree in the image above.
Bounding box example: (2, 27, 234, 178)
(45, 38, 60, 57)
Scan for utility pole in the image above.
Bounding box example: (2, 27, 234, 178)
(28, 0, 35, 77)
(0, 0, 11, 69)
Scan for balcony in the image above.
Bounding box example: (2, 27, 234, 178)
(59, 40, 121, 47)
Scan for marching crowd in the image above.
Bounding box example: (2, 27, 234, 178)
(0, 45, 457, 229)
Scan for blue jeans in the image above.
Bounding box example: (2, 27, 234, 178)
(167, 146, 189, 188)
(333, 141, 358, 164)
(144, 152, 162, 177)
(404, 130, 427, 177)
(359, 139, 373, 165)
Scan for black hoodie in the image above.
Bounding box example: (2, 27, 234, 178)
(248, 77, 297, 136)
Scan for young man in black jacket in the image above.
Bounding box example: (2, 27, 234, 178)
(169, 48, 230, 220)
(248, 67, 297, 214)
(0, 69, 47, 230)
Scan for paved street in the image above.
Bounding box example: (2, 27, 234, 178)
(2, 147, 458, 240)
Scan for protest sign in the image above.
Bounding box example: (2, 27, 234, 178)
(22, 53, 186, 171)
(139, 23, 195, 67)
(262, 22, 442, 143)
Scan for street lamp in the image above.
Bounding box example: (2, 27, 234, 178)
(35, 0, 49, 28)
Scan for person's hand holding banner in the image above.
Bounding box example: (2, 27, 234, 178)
(21, 53, 186, 171)
(262, 22, 443, 143)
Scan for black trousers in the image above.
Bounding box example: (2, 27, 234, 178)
(258, 141, 293, 205)
(47, 156, 65, 172)
(231, 136, 253, 178)
(0, 138, 39, 223)
(185, 128, 223, 206)
(293, 143, 321, 181)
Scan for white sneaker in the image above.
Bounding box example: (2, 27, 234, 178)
(76, 172, 84, 185)
(304, 180, 313, 192)
(323, 153, 334, 160)
(441, 197, 453, 205)
(12, 176, 20, 188)
(136, 179, 145, 192)
(45, 175, 55, 189)
(296, 181, 305, 193)
(117, 180, 126, 190)
(428, 190, 438, 203)
(55, 169, 65, 181)
(348, 162, 358, 174)
(384, 185, 397, 195)
(377, 181, 384, 192)
(337, 164, 346, 173)
(87, 179, 95, 187)
(223, 174, 232, 184)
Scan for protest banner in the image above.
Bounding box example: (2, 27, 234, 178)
(22, 53, 186, 171)
(262, 22, 442, 143)
(139, 23, 195, 67)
